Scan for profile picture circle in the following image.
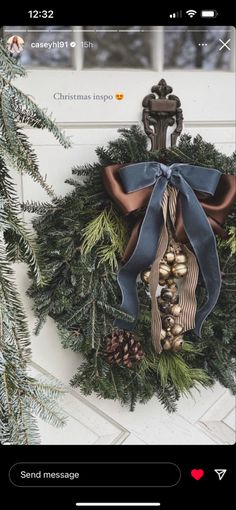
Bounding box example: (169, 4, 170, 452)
(7, 35, 24, 56)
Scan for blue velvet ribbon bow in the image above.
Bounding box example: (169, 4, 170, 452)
(115, 161, 222, 336)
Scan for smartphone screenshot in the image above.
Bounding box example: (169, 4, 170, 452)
(0, 6, 235, 509)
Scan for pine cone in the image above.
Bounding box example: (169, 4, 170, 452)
(104, 329, 144, 368)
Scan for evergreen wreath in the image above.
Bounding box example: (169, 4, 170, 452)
(27, 127, 236, 412)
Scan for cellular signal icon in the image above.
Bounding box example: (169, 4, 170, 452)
(169, 11, 182, 18)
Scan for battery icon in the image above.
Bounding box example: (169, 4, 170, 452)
(201, 10, 218, 18)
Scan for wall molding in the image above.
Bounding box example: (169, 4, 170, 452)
(196, 390, 235, 445)
(24, 120, 236, 130)
(30, 361, 130, 445)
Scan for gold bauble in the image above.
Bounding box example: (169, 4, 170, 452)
(171, 304, 182, 316)
(175, 253, 187, 264)
(166, 331, 174, 341)
(172, 263, 188, 278)
(159, 302, 172, 314)
(159, 262, 171, 280)
(162, 339, 172, 351)
(165, 251, 175, 264)
(161, 289, 173, 301)
(172, 337, 184, 352)
(162, 315, 175, 328)
(171, 293, 179, 304)
(171, 324, 183, 336)
(160, 329, 166, 340)
(141, 269, 151, 284)
(166, 278, 175, 286)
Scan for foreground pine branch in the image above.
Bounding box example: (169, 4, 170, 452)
(0, 42, 69, 444)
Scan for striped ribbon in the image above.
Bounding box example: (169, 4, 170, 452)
(149, 186, 199, 352)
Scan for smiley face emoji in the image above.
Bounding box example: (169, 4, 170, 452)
(115, 92, 124, 100)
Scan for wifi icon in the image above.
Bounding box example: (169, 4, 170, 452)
(186, 9, 197, 17)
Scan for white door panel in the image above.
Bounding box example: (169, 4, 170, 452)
(15, 60, 235, 444)
(16, 71, 235, 123)
(30, 364, 129, 445)
(197, 391, 236, 445)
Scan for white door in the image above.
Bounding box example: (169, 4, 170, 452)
(10, 24, 235, 444)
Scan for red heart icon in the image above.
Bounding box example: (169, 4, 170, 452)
(191, 469, 205, 480)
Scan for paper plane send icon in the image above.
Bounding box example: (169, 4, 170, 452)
(214, 469, 227, 480)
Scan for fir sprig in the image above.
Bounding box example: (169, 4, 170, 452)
(81, 206, 127, 270)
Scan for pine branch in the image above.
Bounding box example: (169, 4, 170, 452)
(4, 217, 43, 285)
(0, 43, 26, 80)
(0, 42, 68, 444)
(81, 206, 127, 270)
(219, 226, 236, 256)
(11, 82, 71, 148)
(21, 200, 54, 214)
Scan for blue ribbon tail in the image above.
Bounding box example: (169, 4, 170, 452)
(173, 174, 222, 336)
(115, 176, 168, 330)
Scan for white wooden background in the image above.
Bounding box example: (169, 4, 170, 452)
(13, 43, 236, 445)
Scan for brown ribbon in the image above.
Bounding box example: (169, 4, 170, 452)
(103, 164, 236, 264)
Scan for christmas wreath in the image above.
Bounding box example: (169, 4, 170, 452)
(27, 127, 236, 412)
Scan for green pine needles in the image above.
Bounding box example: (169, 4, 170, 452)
(28, 127, 236, 412)
(81, 207, 128, 270)
(0, 43, 70, 444)
(0, 44, 70, 197)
